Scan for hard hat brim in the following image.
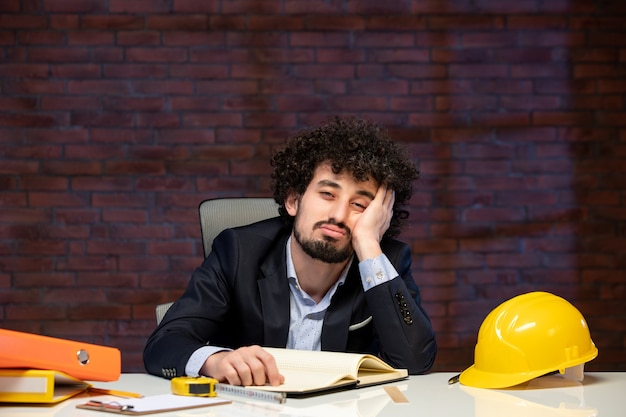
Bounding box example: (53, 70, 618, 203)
(459, 364, 548, 389)
(459, 345, 598, 389)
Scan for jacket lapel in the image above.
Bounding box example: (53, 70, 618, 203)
(321, 261, 362, 351)
(258, 236, 290, 347)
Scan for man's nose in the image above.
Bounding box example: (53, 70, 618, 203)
(328, 200, 349, 223)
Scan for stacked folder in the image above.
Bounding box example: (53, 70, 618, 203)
(0, 328, 121, 403)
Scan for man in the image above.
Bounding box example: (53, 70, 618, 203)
(143, 116, 437, 386)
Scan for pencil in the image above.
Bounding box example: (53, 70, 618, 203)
(448, 374, 460, 385)
(89, 387, 144, 398)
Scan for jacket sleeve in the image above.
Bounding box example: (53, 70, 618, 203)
(366, 241, 437, 374)
(143, 218, 288, 379)
(143, 233, 238, 379)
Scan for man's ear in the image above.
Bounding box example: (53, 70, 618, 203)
(285, 193, 299, 217)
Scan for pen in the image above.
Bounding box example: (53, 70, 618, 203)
(448, 374, 460, 385)
(215, 383, 287, 404)
(89, 387, 144, 398)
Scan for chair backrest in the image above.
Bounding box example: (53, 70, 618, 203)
(199, 197, 280, 257)
(156, 197, 279, 324)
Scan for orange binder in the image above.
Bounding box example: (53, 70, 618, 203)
(0, 328, 121, 382)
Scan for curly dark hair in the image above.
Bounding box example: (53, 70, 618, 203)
(270, 116, 419, 238)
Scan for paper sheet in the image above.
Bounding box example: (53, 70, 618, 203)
(78, 394, 230, 414)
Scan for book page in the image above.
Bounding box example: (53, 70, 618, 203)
(264, 347, 366, 379)
(257, 348, 405, 393)
(252, 368, 355, 393)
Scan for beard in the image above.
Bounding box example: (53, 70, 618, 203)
(293, 220, 353, 264)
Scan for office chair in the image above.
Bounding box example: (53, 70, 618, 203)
(155, 197, 279, 324)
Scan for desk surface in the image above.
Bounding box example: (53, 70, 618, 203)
(2, 372, 625, 417)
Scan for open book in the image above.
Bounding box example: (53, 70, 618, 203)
(251, 348, 408, 396)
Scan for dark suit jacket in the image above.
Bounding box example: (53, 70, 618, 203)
(143, 217, 437, 378)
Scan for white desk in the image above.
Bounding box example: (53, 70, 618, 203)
(2, 372, 625, 417)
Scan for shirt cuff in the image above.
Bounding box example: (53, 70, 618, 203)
(185, 346, 232, 377)
(359, 254, 398, 292)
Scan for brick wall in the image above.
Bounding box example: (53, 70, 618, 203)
(1, 0, 624, 373)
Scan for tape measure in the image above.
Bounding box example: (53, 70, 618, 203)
(171, 376, 217, 397)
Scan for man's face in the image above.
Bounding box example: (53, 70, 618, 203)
(286, 163, 378, 264)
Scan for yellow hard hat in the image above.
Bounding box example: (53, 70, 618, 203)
(459, 291, 598, 389)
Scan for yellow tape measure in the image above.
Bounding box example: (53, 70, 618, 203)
(171, 376, 217, 397)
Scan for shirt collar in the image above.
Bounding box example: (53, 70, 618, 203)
(286, 235, 351, 289)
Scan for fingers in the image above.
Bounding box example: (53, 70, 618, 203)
(352, 184, 395, 260)
(375, 185, 394, 232)
(207, 346, 284, 387)
(379, 184, 395, 210)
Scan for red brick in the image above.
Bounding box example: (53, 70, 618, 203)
(0, 177, 16, 191)
(196, 80, 258, 95)
(289, 32, 350, 47)
(174, 0, 219, 13)
(135, 177, 195, 191)
(101, 210, 147, 223)
(40, 161, 102, 176)
(284, 0, 343, 14)
(148, 241, 194, 256)
(0, 0, 19, 12)
(432, 48, 490, 63)
(410, 0, 474, 14)
(147, 15, 209, 31)
(461, 32, 519, 48)
(422, 254, 485, 270)
(91, 193, 153, 208)
(26, 127, 88, 144)
(412, 239, 457, 254)
(67, 31, 115, 46)
(221, 0, 282, 13)
(244, 113, 296, 128)
(71, 112, 134, 127)
(13, 272, 75, 287)
(196, 176, 255, 193)
(0, 113, 56, 127)
(328, 96, 388, 111)
(43, 0, 106, 13)
(0, 14, 47, 29)
(81, 16, 144, 30)
(6, 305, 68, 321)
(248, 16, 304, 31)
(109, 0, 170, 13)
(155, 129, 215, 144)
(168, 64, 229, 79)
(0, 64, 46, 79)
(86, 241, 146, 255)
(355, 32, 415, 48)
(118, 256, 169, 272)
(274, 95, 324, 112)
(29, 192, 90, 207)
(69, 305, 132, 321)
(0, 31, 15, 45)
(126, 47, 187, 63)
(48, 15, 79, 29)
(0, 192, 26, 207)
(135, 113, 179, 128)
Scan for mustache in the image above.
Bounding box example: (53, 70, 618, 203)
(313, 220, 351, 237)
